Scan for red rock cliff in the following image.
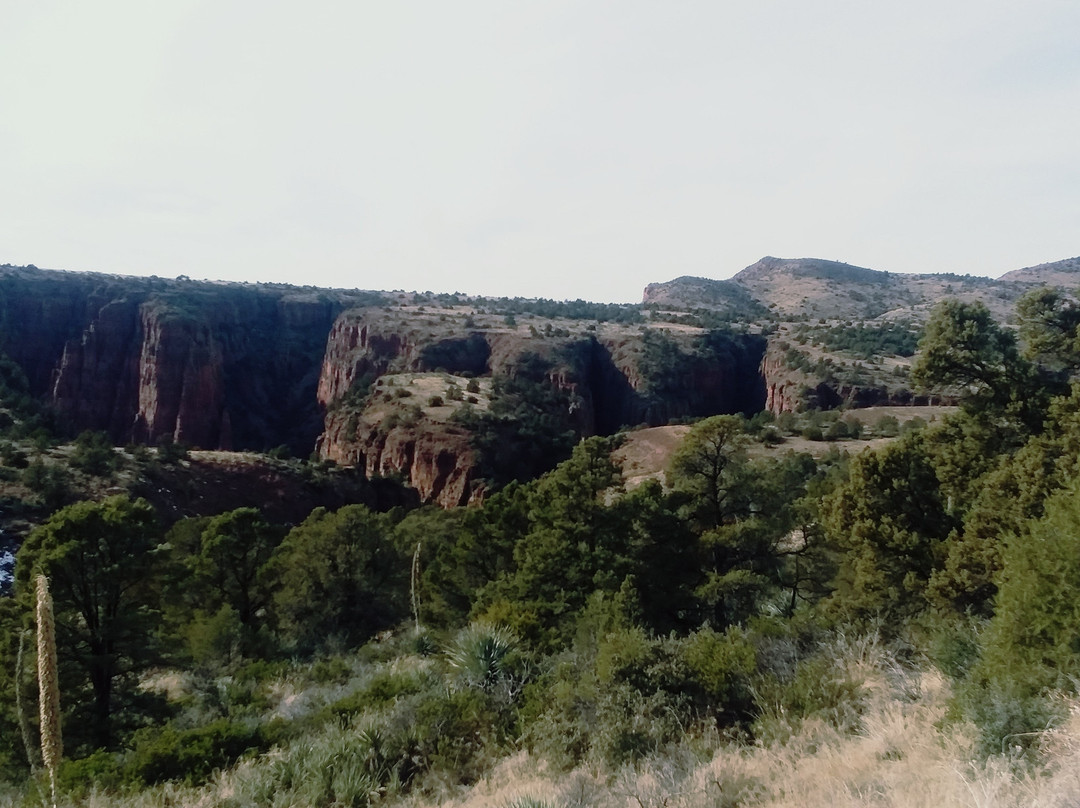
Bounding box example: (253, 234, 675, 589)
(1, 266, 365, 453)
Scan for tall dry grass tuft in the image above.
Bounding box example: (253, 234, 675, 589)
(36, 574, 62, 808)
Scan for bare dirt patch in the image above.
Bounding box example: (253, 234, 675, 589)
(613, 405, 958, 485)
(614, 425, 691, 488)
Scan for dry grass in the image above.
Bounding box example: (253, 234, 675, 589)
(393, 639, 1080, 808)
(8, 640, 1080, 808)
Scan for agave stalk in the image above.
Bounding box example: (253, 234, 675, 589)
(36, 574, 62, 808)
(411, 541, 422, 633)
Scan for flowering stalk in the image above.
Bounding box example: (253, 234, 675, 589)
(36, 574, 62, 808)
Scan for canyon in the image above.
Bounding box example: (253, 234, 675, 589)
(2, 255, 1077, 506)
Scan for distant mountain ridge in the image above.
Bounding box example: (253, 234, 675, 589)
(645, 255, 1080, 321)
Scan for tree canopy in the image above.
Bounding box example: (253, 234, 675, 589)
(15, 496, 164, 750)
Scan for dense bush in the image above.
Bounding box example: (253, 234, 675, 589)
(125, 719, 275, 786)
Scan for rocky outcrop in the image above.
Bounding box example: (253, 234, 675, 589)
(760, 344, 805, 414)
(313, 312, 772, 501)
(317, 312, 504, 406)
(3, 260, 984, 509)
(318, 413, 477, 508)
(0, 266, 375, 454)
(759, 338, 944, 414)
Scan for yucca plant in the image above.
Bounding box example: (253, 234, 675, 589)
(446, 623, 518, 691)
(36, 574, 62, 808)
(503, 798, 560, 808)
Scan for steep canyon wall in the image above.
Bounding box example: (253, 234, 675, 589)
(1, 266, 790, 504)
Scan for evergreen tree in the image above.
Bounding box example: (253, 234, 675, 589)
(821, 435, 955, 629)
(271, 505, 407, 652)
(15, 496, 164, 751)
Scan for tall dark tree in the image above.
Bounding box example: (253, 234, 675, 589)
(479, 437, 629, 648)
(666, 415, 750, 530)
(821, 436, 955, 629)
(189, 508, 282, 633)
(271, 505, 407, 652)
(1016, 286, 1080, 376)
(15, 496, 164, 750)
(667, 416, 821, 625)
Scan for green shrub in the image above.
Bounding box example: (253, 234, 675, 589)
(70, 430, 118, 476)
(874, 414, 900, 437)
(184, 605, 244, 670)
(234, 721, 410, 808)
(57, 750, 124, 799)
(961, 481, 1080, 756)
(410, 687, 511, 782)
(126, 719, 271, 785)
(0, 441, 27, 468)
(752, 648, 866, 743)
(156, 438, 189, 464)
(680, 626, 757, 713)
(522, 625, 756, 770)
(306, 656, 352, 685)
(323, 670, 429, 718)
(958, 679, 1064, 758)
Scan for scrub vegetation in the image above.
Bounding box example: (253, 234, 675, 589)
(3, 288, 1080, 806)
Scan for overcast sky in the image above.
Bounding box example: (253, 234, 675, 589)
(2, 2, 1077, 302)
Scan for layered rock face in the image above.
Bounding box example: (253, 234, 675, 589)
(0, 267, 361, 455)
(314, 310, 770, 501)
(7, 263, 954, 508)
(319, 417, 477, 508)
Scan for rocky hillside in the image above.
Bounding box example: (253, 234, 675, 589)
(645, 255, 1080, 321)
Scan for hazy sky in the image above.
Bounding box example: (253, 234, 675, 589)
(2, 2, 1078, 302)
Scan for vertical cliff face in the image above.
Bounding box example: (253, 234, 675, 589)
(319, 415, 477, 508)
(0, 267, 359, 454)
(0, 268, 138, 397)
(760, 342, 804, 414)
(50, 297, 144, 436)
(1, 266, 781, 507)
(316, 311, 496, 408)
(129, 307, 228, 448)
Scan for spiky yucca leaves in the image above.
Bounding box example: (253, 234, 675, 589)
(447, 623, 518, 692)
(36, 574, 61, 808)
(503, 798, 560, 808)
